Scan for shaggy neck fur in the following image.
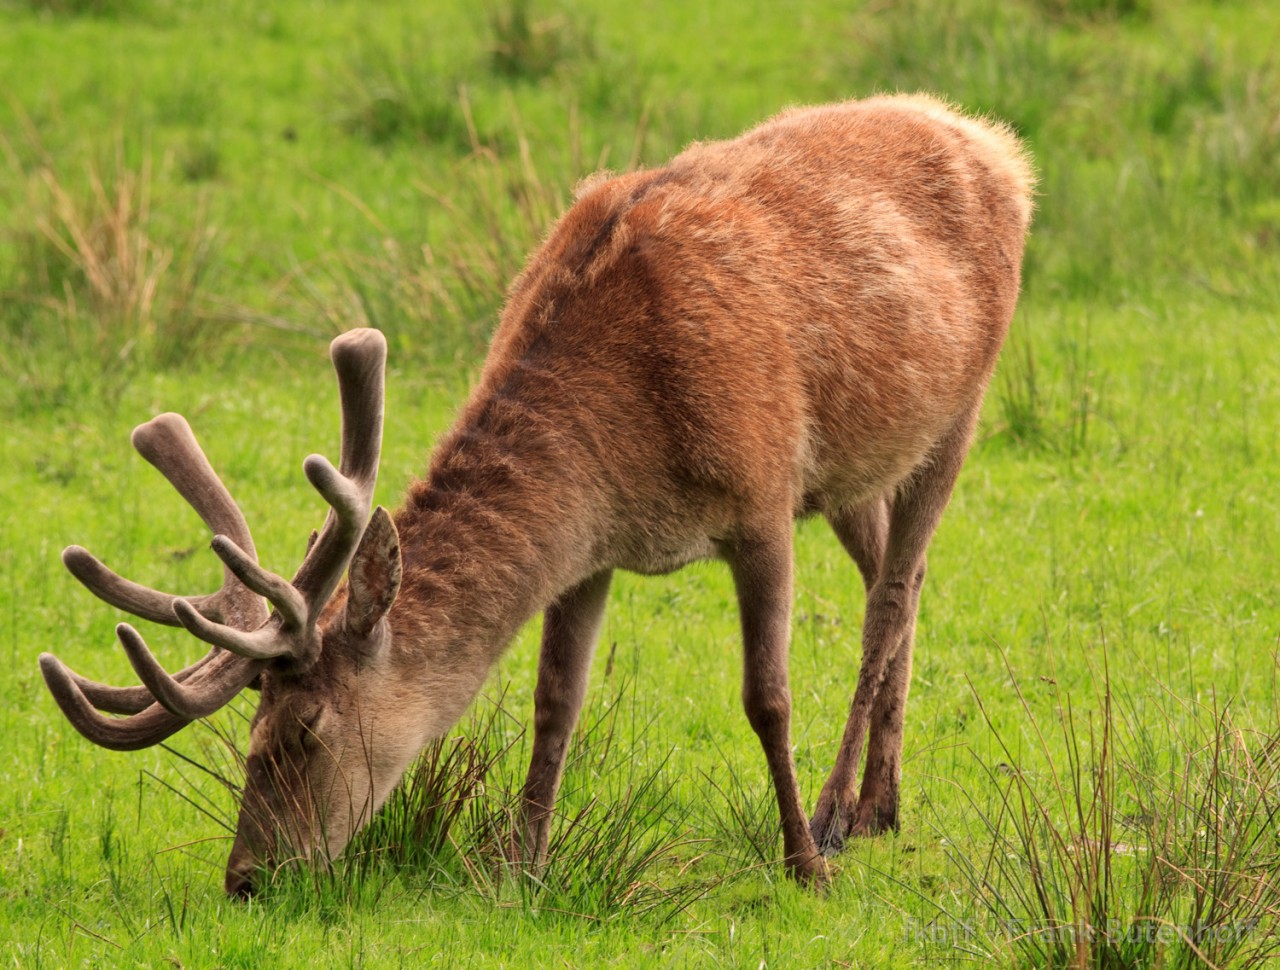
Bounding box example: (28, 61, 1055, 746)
(385, 377, 597, 726)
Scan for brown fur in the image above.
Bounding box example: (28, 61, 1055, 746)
(150, 94, 1034, 893)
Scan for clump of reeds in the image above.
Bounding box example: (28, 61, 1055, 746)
(939, 654, 1280, 967)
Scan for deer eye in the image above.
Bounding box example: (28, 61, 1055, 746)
(293, 707, 324, 750)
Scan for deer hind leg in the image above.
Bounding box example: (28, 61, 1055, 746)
(810, 404, 981, 855)
(829, 497, 891, 595)
(808, 497, 889, 850)
(727, 526, 828, 887)
(514, 569, 612, 867)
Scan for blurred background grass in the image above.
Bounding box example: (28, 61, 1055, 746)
(2, 0, 1277, 390)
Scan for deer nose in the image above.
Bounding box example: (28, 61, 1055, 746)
(224, 862, 258, 899)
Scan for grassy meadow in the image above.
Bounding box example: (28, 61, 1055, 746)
(3, 0, 1280, 966)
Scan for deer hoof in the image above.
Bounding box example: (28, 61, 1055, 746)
(810, 804, 852, 856)
(849, 802, 898, 838)
(788, 853, 831, 891)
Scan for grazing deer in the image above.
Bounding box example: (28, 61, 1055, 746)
(40, 94, 1033, 895)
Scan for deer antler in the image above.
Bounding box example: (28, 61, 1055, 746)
(40, 411, 269, 748)
(40, 328, 387, 749)
(170, 328, 386, 664)
(61, 411, 267, 628)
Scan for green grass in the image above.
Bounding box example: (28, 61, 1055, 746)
(3, 0, 1280, 966)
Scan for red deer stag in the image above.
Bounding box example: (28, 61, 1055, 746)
(41, 94, 1034, 895)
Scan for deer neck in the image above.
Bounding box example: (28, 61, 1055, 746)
(385, 395, 595, 728)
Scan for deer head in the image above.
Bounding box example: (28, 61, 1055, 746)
(40, 328, 415, 897)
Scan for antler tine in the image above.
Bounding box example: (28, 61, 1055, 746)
(62, 546, 231, 627)
(132, 413, 257, 555)
(132, 413, 269, 631)
(331, 328, 386, 491)
(61, 646, 219, 715)
(40, 626, 263, 746)
(148, 535, 306, 662)
(40, 652, 191, 751)
(63, 413, 269, 632)
(173, 600, 298, 661)
(115, 624, 265, 719)
(290, 329, 387, 609)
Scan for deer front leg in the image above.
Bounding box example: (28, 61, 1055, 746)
(728, 530, 827, 888)
(811, 405, 979, 855)
(514, 570, 612, 867)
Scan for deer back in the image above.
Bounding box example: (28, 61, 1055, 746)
(423, 94, 1034, 577)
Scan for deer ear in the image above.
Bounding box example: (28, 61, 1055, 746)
(346, 506, 401, 638)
